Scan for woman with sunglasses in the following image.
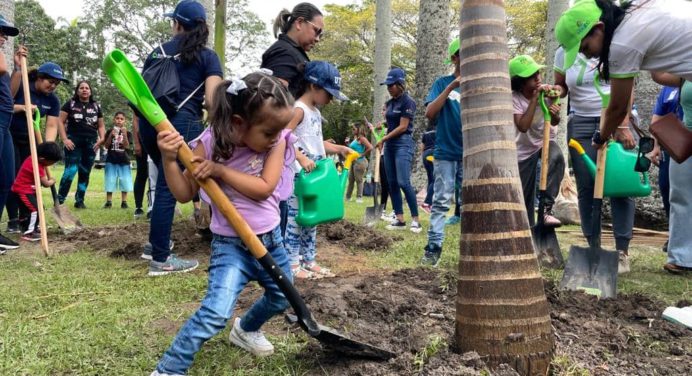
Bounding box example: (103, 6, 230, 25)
(648, 72, 692, 274)
(5, 62, 66, 235)
(376, 67, 422, 234)
(262, 2, 323, 97)
(555, 0, 692, 145)
(554, 45, 636, 274)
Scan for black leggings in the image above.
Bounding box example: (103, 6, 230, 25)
(379, 154, 389, 210)
(133, 148, 148, 210)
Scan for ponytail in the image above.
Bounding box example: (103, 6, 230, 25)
(595, 0, 633, 81)
(178, 21, 210, 65)
(272, 2, 322, 38)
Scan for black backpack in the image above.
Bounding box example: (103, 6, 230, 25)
(136, 44, 203, 118)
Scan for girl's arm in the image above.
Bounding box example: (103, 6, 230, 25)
(203, 75, 223, 109)
(44, 115, 59, 142)
(381, 118, 410, 141)
(96, 117, 106, 149)
(57, 111, 73, 149)
(285, 107, 304, 130)
(359, 135, 373, 155)
(296, 148, 315, 172)
(601, 77, 635, 140)
(192, 139, 287, 201)
(324, 140, 352, 156)
(157, 130, 199, 202)
(514, 96, 540, 133)
(651, 72, 682, 87)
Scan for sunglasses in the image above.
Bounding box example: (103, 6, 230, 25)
(634, 136, 654, 172)
(305, 19, 323, 38)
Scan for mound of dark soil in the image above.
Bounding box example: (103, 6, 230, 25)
(286, 269, 690, 375)
(320, 220, 399, 251)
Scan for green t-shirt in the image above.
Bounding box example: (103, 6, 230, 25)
(681, 80, 692, 130)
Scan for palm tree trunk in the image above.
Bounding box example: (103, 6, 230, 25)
(456, 1, 554, 374)
(0, 0, 14, 71)
(369, 0, 392, 172)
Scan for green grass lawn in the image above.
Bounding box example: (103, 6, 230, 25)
(0, 165, 688, 375)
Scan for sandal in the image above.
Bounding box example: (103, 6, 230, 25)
(302, 262, 335, 278)
(291, 266, 320, 280)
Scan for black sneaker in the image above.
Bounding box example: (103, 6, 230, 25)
(146, 211, 152, 220)
(21, 231, 41, 242)
(386, 221, 407, 230)
(103, 201, 112, 209)
(0, 233, 19, 251)
(6, 220, 20, 234)
(74, 202, 87, 209)
(121, 202, 129, 209)
(134, 208, 145, 218)
(421, 244, 442, 267)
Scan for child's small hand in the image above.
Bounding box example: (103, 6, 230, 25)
(299, 157, 316, 172)
(190, 156, 220, 180)
(157, 130, 183, 161)
(47, 178, 55, 186)
(549, 103, 561, 117)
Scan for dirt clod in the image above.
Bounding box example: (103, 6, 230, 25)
(320, 220, 398, 251)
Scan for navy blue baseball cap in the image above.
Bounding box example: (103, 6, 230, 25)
(164, 0, 206, 28)
(380, 67, 406, 85)
(0, 14, 19, 37)
(305, 61, 349, 101)
(38, 62, 68, 82)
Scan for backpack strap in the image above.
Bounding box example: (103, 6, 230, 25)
(176, 81, 205, 111)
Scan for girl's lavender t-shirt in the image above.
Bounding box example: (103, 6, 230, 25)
(189, 128, 282, 237)
(277, 129, 298, 201)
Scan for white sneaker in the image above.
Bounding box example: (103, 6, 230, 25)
(381, 211, 396, 223)
(618, 251, 630, 274)
(150, 370, 183, 376)
(356, 198, 363, 203)
(229, 317, 274, 356)
(410, 221, 423, 233)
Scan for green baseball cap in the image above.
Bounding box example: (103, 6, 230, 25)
(555, 0, 603, 71)
(444, 37, 460, 65)
(509, 55, 545, 78)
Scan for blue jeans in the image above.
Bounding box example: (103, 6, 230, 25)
(156, 226, 291, 374)
(139, 111, 203, 262)
(667, 157, 692, 267)
(383, 138, 419, 218)
(422, 149, 434, 206)
(427, 160, 463, 246)
(58, 134, 97, 204)
(0, 112, 13, 221)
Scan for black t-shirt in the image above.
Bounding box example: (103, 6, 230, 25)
(422, 130, 436, 152)
(61, 99, 103, 139)
(105, 126, 131, 165)
(261, 34, 310, 98)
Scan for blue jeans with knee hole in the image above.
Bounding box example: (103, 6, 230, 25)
(156, 226, 291, 374)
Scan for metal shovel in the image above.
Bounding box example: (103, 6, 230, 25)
(102, 50, 395, 360)
(531, 92, 563, 268)
(560, 133, 618, 298)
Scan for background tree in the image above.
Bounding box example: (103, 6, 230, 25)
(456, 0, 553, 374)
(505, 0, 548, 62)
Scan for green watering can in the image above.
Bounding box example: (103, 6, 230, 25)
(295, 152, 360, 227)
(569, 139, 651, 197)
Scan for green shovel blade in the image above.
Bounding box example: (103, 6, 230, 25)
(32, 108, 40, 133)
(101, 50, 166, 126)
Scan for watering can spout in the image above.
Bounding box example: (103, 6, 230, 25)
(568, 138, 651, 197)
(340, 152, 360, 192)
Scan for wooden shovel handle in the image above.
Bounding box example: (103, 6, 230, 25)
(539, 119, 551, 191)
(594, 109, 608, 200)
(20, 57, 50, 256)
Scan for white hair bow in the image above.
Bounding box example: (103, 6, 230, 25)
(226, 79, 247, 95)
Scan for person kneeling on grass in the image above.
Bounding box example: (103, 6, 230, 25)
(10, 142, 62, 242)
(103, 111, 132, 209)
(150, 72, 296, 375)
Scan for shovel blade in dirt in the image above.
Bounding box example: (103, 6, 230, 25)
(51, 204, 83, 234)
(102, 49, 394, 361)
(532, 224, 563, 268)
(560, 245, 618, 298)
(364, 152, 383, 226)
(285, 313, 395, 359)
